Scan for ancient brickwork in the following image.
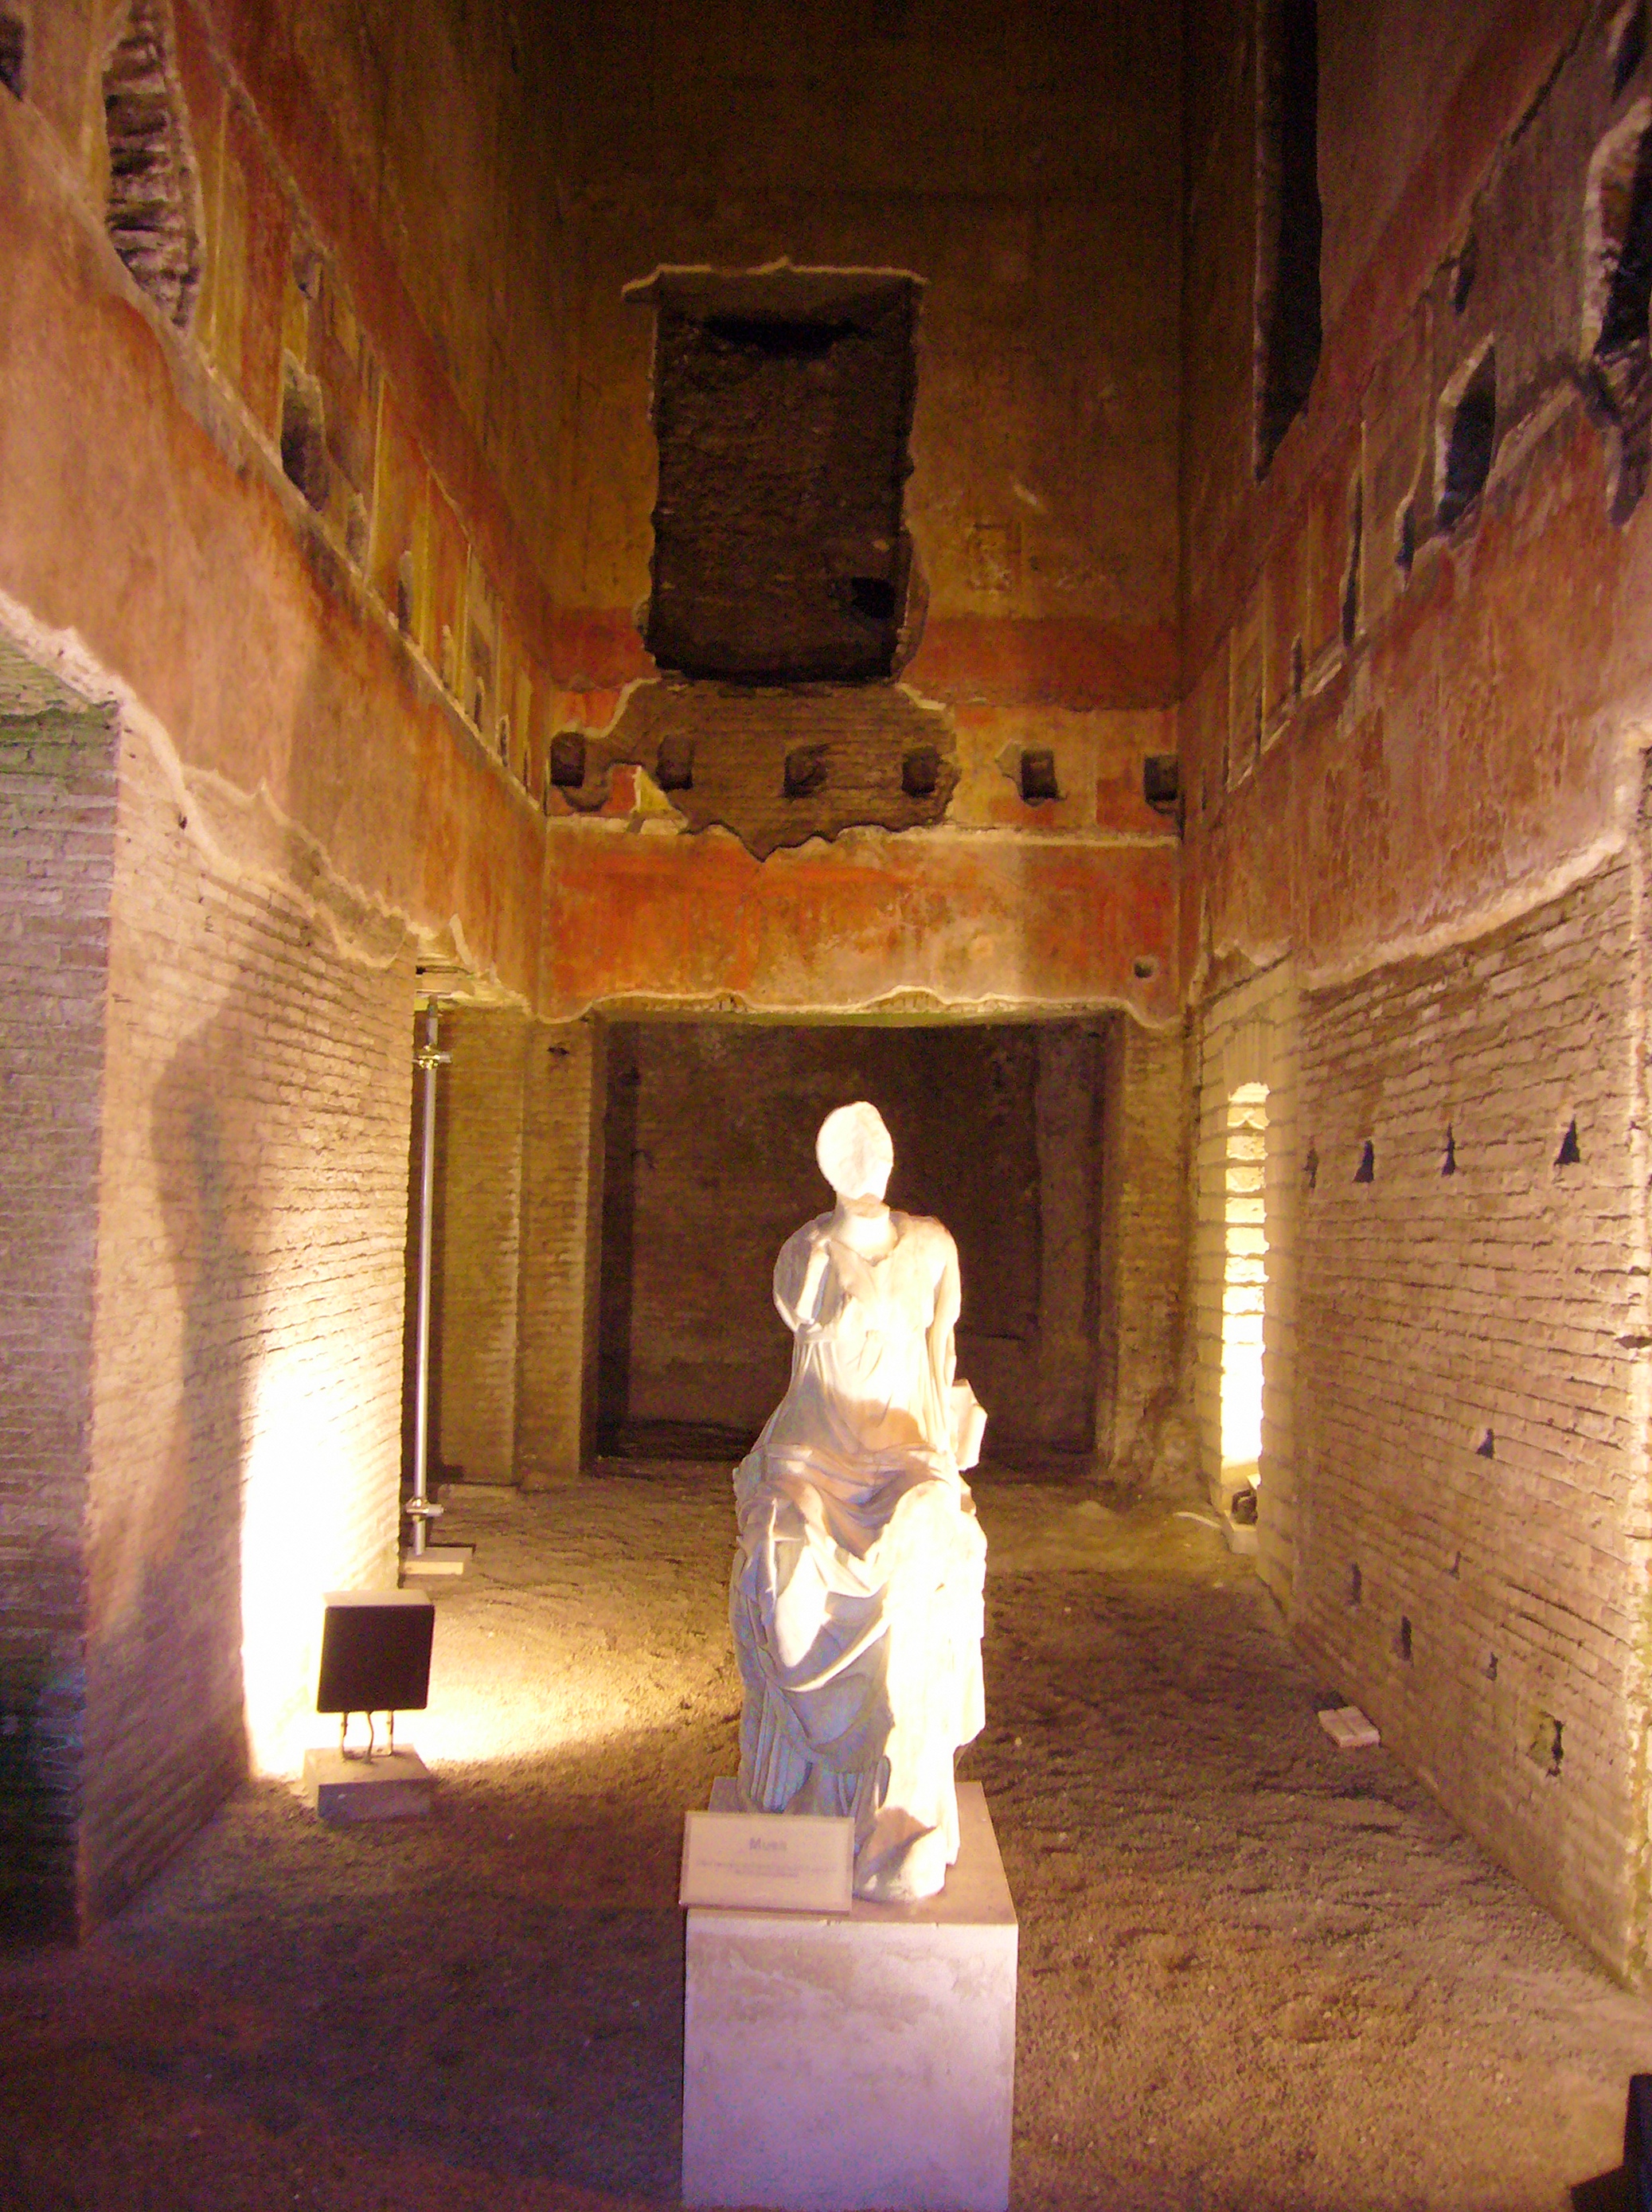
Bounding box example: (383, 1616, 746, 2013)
(432, 1007, 529, 1486)
(420, 1008, 603, 1489)
(515, 1018, 605, 1486)
(0, 6, 555, 1015)
(1194, 963, 1302, 1609)
(640, 271, 920, 686)
(0, 685, 116, 1937)
(1099, 1017, 1193, 1482)
(80, 723, 413, 1922)
(1292, 854, 1650, 1975)
(1180, 0, 1652, 991)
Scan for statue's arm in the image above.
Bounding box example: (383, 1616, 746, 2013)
(927, 1234, 961, 1395)
(774, 1225, 830, 1336)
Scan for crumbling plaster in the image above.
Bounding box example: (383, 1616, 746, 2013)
(537, 820, 1179, 1028)
(0, 77, 546, 1001)
(0, 0, 1189, 1026)
(542, 2, 1182, 695)
(8, 0, 1652, 1987)
(1181, 0, 1652, 993)
(1178, 0, 1652, 1984)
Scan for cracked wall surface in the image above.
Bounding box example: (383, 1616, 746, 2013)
(1291, 840, 1650, 1976)
(1180, 0, 1652, 1979)
(10, 0, 1652, 1989)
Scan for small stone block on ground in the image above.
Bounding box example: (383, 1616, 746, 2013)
(1318, 1705, 1381, 1749)
(302, 1748, 435, 1823)
(400, 1546, 471, 1578)
(683, 1780, 1017, 2212)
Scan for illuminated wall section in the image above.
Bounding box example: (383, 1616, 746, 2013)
(79, 708, 414, 1920)
(1220, 1081, 1268, 1484)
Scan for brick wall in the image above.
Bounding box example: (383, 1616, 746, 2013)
(432, 1006, 530, 1484)
(80, 718, 413, 1922)
(420, 1007, 604, 1489)
(0, 677, 115, 1938)
(1194, 964, 1302, 1608)
(515, 1018, 604, 1485)
(1292, 851, 1650, 1976)
(1098, 1015, 1193, 1481)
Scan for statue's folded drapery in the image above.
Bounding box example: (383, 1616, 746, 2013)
(731, 1208, 986, 1902)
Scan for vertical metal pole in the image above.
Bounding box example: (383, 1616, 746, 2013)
(410, 1000, 446, 1557)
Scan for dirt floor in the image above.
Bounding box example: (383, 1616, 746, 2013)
(3, 1468, 1651, 2211)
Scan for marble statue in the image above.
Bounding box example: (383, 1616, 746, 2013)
(729, 1101, 988, 1902)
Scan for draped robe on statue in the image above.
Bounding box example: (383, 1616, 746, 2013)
(730, 1209, 987, 1902)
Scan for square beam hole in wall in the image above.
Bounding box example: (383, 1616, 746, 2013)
(902, 745, 940, 798)
(1020, 748, 1060, 804)
(784, 744, 830, 799)
(656, 734, 694, 792)
(550, 732, 587, 789)
(628, 267, 921, 684)
(1142, 753, 1181, 814)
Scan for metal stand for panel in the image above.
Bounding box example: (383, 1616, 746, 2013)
(403, 998, 467, 1579)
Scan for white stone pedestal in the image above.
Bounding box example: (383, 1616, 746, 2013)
(682, 1780, 1017, 2212)
(302, 1748, 435, 1823)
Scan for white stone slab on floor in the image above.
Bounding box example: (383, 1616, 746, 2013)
(681, 1779, 1017, 2212)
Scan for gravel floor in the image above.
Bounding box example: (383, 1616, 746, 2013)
(2, 1467, 1650, 2211)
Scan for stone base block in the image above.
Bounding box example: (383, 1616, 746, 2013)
(682, 1780, 1017, 2212)
(302, 1748, 435, 1823)
(400, 1545, 471, 1578)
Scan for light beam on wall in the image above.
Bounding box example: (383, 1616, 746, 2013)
(240, 1355, 392, 1774)
(1220, 1082, 1269, 1487)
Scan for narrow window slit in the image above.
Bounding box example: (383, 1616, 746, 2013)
(1253, 0, 1323, 475)
(1396, 498, 1416, 579)
(1614, 2, 1646, 97)
(1340, 474, 1362, 647)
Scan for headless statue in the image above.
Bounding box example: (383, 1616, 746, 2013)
(729, 1101, 988, 1902)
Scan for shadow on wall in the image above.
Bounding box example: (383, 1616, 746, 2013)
(75, 699, 415, 1917)
(80, 992, 263, 1923)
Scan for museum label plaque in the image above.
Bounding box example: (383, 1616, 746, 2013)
(680, 1808, 853, 1913)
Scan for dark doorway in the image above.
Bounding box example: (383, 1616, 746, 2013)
(597, 1020, 1106, 1464)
